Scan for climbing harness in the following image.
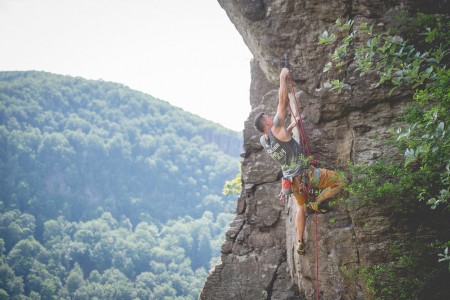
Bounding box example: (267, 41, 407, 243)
(284, 52, 320, 300)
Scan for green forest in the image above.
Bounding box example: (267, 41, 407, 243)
(0, 71, 242, 299)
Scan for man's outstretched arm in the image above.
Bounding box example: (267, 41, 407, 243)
(272, 68, 292, 141)
(275, 68, 290, 127)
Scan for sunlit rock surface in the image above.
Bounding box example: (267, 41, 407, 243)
(201, 1, 449, 299)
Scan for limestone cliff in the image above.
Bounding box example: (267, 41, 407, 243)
(201, 1, 449, 299)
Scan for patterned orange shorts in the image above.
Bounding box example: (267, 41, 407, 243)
(292, 167, 346, 206)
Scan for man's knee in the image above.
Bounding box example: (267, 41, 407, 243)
(326, 169, 347, 187)
(296, 204, 306, 217)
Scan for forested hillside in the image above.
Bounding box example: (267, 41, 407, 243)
(0, 71, 241, 299)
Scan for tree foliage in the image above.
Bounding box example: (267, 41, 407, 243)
(321, 13, 450, 210)
(0, 71, 241, 223)
(320, 12, 450, 299)
(0, 211, 232, 299)
(222, 172, 242, 196)
(0, 71, 241, 299)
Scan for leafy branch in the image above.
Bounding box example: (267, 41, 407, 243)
(319, 14, 450, 290)
(319, 15, 449, 95)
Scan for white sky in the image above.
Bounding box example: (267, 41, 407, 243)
(0, 0, 253, 131)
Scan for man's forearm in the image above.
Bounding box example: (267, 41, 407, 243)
(287, 120, 295, 133)
(278, 75, 288, 107)
(276, 68, 290, 123)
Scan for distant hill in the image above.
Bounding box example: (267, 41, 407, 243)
(0, 71, 242, 299)
(0, 71, 242, 224)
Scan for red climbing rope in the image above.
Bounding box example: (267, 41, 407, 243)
(287, 74, 311, 157)
(285, 66, 320, 300)
(315, 210, 319, 300)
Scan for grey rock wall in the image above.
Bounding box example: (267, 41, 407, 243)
(201, 60, 301, 300)
(201, 0, 444, 299)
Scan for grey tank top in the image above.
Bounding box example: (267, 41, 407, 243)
(261, 129, 308, 178)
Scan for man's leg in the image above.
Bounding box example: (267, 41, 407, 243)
(292, 179, 308, 255)
(296, 203, 306, 242)
(315, 168, 347, 205)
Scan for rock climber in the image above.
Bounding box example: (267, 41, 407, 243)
(253, 67, 347, 255)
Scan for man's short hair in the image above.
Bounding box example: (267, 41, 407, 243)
(254, 112, 265, 133)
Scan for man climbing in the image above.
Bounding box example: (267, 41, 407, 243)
(253, 67, 347, 255)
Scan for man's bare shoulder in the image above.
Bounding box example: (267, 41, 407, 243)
(273, 114, 285, 128)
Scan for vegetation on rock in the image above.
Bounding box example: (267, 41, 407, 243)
(320, 12, 450, 299)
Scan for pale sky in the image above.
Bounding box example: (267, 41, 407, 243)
(0, 0, 253, 131)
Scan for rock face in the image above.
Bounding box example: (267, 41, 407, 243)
(200, 60, 301, 300)
(201, 1, 447, 299)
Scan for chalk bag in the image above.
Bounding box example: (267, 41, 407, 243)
(282, 177, 293, 195)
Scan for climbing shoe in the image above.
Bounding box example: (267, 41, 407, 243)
(297, 240, 306, 255)
(307, 201, 327, 213)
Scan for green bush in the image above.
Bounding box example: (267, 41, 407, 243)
(320, 12, 450, 299)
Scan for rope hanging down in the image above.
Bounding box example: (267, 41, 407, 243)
(284, 53, 320, 300)
(283, 53, 311, 157)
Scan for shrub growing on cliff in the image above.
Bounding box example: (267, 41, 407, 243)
(320, 14, 450, 210)
(222, 172, 242, 196)
(320, 15, 450, 209)
(319, 12, 450, 299)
